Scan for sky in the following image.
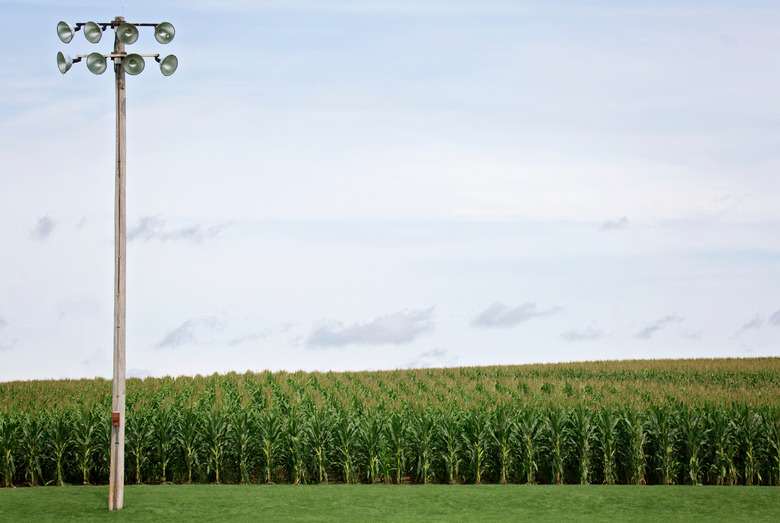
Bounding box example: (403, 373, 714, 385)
(1, 0, 779, 381)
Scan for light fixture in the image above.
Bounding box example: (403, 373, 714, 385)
(86, 52, 107, 75)
(154, 22, 175, 44)
(56, 51, 73, 74)
(56, 20, 178, 77)
(122, 54, 145, 75)
(116, 23, 139, 45)
(84, 21, 103, 43)
(57, 21, 74, 43)
(158, 54, 178, 76)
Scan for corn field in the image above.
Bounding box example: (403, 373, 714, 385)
(1, 358, 779, 487)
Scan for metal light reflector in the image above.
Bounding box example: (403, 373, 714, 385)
(159, 54, 178, 76)
(84, 21, 103, 43)
(116, 23, 139, 45)
(122, 54, 145, 75)
(154, 22, 175, 44)
(57, 51, 73, 73)
(57, 21, 74, 43)
(86, 52, 107, 75)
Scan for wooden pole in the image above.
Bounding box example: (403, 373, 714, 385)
(109, 16, 127, 512)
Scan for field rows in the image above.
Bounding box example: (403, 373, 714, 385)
(1, 358, 779, 487)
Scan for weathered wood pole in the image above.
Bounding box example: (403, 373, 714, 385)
(108, 16, 127, 512)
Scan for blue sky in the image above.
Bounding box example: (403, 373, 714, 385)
(1, 0, 779, 381)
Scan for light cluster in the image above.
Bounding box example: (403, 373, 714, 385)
(56, 20, 178, 76)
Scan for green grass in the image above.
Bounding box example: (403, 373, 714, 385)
(1, 484, 778, 522)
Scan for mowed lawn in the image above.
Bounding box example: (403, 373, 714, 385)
(1, 484, 778, 522)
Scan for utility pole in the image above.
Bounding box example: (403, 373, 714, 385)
(56, 16, 177, 511)
(109, 16, 127, 511)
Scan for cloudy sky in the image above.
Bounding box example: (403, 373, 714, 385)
(1, 0, 779, 381)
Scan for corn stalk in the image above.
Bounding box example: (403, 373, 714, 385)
(490, 406, 516, 485)
(334, 411, 359, 483)
(436, 408, 461, 484)
(597, 409, 619, 485)
(517, 408, 541, 484)
(72, 407, 100, 485)
(358, 410, 385, 484)
(303, 405, 331, 484)
(125, 405, 150, 484)
(543, 407, 567, 485)
(201, 408, 229, 484)
(620, 407, 647, 485)
(175, 407, 201, 484)
(257, 408, 283, 484)
(568, 405, 595, 485)
(230, 406, 254, 485)
(462, 409, 489, 484)
(0, 414, 17, 487)
(734, 406, 763, 486)
(386, 411, 409, 484)
(646, 405, 678, 485)
(19, 413, 44, 487)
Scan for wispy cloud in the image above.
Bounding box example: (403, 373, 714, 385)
(30, 215, 56, 240)
(156, 316, 226, 348)
(403, 348, 454, 369)
(561, 322, 605, 342)
(599, 217, 628, 231)
(768, 309, 780, 327)
(128, 216, 227, 243)
(738, 314, 763, 333)
(471, 302, 563, 329)
(307, 308, 434, 347)
(635, 313, 683, 339)
(227, 332, 268, 346)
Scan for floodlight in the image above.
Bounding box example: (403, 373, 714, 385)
(159, 54, 178, 76)
(86, 52, 107, 75)
(122, 54, 145, 75)
(84, 21, 103, 43)
(57, 51, 73, 74)
(57, 21, 74, 43)
(116, 23, 139, 45)
(154, 22, 175, 44)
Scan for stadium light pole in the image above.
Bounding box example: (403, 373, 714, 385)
(56, 15, 177, 511)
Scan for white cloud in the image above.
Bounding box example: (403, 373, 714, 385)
(471, 302, 563, 329)
(30, 215, 56, 240)
(599, 217, 628, 231)
(738, 314, 763, 333)
(768, 309, 780, 327)
(635, 313, 684, 339)
(561, 323, 605, 342)
(307, 308, 435, 347)
(156, 316, 226, 348)
(402, 348, 454, 369)
(128, 216, 227, 243)
(227, 332, 268, 346)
